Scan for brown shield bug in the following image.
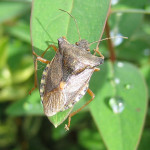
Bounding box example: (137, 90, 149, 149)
(30, 9, 105, 130)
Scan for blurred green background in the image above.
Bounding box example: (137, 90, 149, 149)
(0, 0, 150, 150)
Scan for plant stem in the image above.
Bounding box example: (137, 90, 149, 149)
(105, 22, 116, 62)
(111, 9, 150, 14)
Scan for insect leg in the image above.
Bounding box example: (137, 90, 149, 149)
(30, 45, 57, 94)
(94, 48, 104, 59)
(65, 88, 95, 131)
(41, 45, 57, 57)
(29, 51, 51, 95)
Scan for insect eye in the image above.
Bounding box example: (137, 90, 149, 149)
(76, 42, 79, 46)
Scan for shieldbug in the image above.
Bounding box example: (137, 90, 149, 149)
(30, 9, 104, 130)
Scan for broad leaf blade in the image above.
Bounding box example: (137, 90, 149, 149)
(48, 108, 72, 128)
(0, 1, 30, 23)
(90, 61, 148, 150)
(31, 0, 111, 127)
(6, 91, 43, 116)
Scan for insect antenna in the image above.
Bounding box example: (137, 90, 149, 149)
(59, 9, 81, 41)
(89, 36, 128, 46)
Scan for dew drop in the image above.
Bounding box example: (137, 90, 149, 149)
(117, 62, 124, 68)
(125, 84, 131, 90)
(114, 78, 120, 84)
(110, 32, 123, 46)
(109, 97, 125, 114)
(111, 0, 119, 5)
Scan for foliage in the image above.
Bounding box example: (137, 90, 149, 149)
(0, 0, 150, 150)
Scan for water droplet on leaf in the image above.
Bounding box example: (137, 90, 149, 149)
(109, 97, 125, 114)
(110, 32, 123, 46)
(114, 78, 120, 84)
(125, 84, 132, 90)
(111, 0, 119, 5)
(117, 62, 124, 68)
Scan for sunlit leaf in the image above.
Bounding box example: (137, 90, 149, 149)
(90, 61, 148, 150)
(31, 0, 111, 127)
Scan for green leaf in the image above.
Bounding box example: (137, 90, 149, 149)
(31, 0, 111, 127)
(117, 39, 150, 65)
(48, 108, 72, 128)
(90, 61, 148, 150)
(0, 85, 29, 102)
(0, 1, 31, 23)
(78, 129, 106, 150)
(109, 13, 143, 38)
(5, 21, 31, 44)
(112, 0, 147, 9)
(7, 39, 34, 84)
(6, 90, 43, 116)
(0, 37, 8, 68)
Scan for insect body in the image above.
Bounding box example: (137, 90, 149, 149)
(30, 36, 104, 130)
(30, 10, 104, 130)
(40, 37, 104, 116)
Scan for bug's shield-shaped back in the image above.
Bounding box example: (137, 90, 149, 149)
(42, 37, 104, 127)
(42, 51, 67, 116)
(57, 37, 104, 108)
(43, 89, 65, 116)
(42, 49, 73, 127)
